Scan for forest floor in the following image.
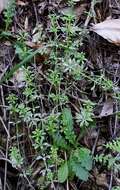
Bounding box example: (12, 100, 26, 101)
(0, 0, 120, 190)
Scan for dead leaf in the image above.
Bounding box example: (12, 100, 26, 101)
(91, 19, 120, 45)
(96, 173, 108, 188)
(0, 0, 9, 13)
(100, 99, 113, 117)
(17, 0, 28, 6)
(11, 68, 26, 88)
(74, 3, 87, 21)
(94, 169, 108, 188)
(25, 41, 50, 64)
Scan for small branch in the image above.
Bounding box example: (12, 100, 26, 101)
(3, 123, 10, 190)
(0, 116, 10, 138)
(84, 0, 97, 27)
(108, 171, 113, 190)
(64, 152, 69, 190)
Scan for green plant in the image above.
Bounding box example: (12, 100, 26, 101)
(62, 108, 76, 144)
(67, 0, 79, 6)
(4, 0, 16, 30)
(4, 3, 117, 189)
(17, 103, 32, 122)
(23, 67, 38, 101)
(105, 138, 120, 153)
(91, 74, 114, 91)
(15, 43, 32, 60)
(69, 147, 93, 181)
(95, 138, 120, 173)
(49, 14, 59, 36)
(32, 128, 46, 150)
(45, 114, 59, 135)
(9, 147, 23, 168)
(95, 154, 120, 171)
(58, 147, 93, 183)
(47, 69, 62, 87)
(76, 101, 95, 128)
(49, 146, 58, 164)
(7, 93, 18, 114)
(58, 161, 68, 183)
(16, 31, 29, 42)
(49, 93, 68, 104)
(112, 187, 120, 190)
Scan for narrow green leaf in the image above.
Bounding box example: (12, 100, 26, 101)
(62, 108, 73, 130)
(58, 161, 68, 183)
(0, 48, 40, 84)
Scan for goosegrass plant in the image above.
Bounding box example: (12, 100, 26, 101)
(4, 6, 118, 189)
(9, 147, 23, 168)
(4, 0, 16, 31)
(76, 100, 95, 129)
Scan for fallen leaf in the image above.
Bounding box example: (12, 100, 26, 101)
(0, 0, 9, 13)
(100, 99, 113, 117)
(11, 67, 26, 88)
(74, 3, 87, 21)
(96, 173, 108, 188)
(17, 0, 28, 6)
(25, 41, 50, 64)
(91, 19, 120, 45)
(94, 169, 108, 188)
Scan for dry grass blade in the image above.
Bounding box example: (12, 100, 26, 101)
(91, 19, 120, 45)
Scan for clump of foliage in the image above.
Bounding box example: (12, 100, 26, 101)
(2, 1, 118, 189)
(58, 147, 92, 183)
(95, 138, 120, 173)
(4, 0, 16, 30)
(9, 147, 23, 168)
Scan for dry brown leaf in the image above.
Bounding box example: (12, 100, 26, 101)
(91, 19, 120, 45)
(74, 3, 87, 21)
(17, 0, 28, 6)
(11, 68, 26, 88)
(94, 169, 108, 188)
(96, 173, 108, 188)
(0, 0, 9, 13)
(100, 99, 113, 117)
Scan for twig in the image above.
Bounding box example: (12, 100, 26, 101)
(0, 86, 6, 120)
(92, 128, 100, 155)
(0, 177, 2, 190)
(114, 0, 120, 9)
(108, 171, 113, 190)
(0, 116, 10, 138)
(84, 0, 97, 27)
(32, 1, 39, 25)
(0, 158, 12, 165)
(4, 123, 10, 190)
(64, 152, 69, 190)
(113, 63, 119, 137)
